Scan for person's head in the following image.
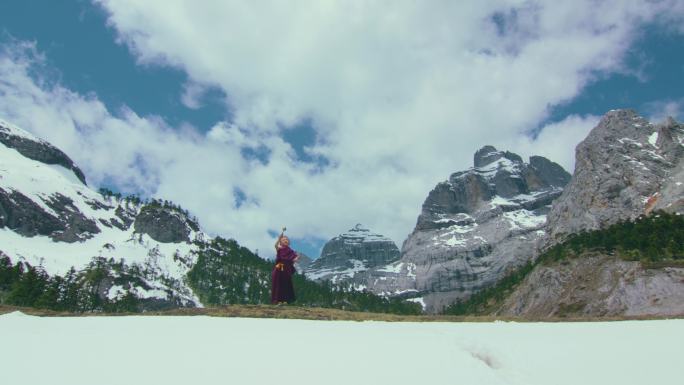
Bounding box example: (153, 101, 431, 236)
(279, 236, 290, 247)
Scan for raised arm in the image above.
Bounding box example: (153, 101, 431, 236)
(274, 233, 282, 251)
(274, 226, 286, 251)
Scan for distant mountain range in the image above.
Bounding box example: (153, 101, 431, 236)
(2, 109, 683, 317)
(305, 144, 572, 312)
(0, 118, 419, 314)
(305, 110, 684, 316)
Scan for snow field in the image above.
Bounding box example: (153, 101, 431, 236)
(1, 312, 682, 385)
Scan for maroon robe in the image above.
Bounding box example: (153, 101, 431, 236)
(271, 245, 297, 304)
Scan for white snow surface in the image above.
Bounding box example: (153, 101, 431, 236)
(377, 261, 404, 273)
(503, 209, 547, 230)
(406, 296, 426, 310)
(648, 131, 659, 147)
(1, 312, 681, 385)
(305, 259, 368, 282)
(455, 156, 522, 181)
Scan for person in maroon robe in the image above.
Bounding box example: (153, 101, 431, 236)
(271, 232, 299, 304)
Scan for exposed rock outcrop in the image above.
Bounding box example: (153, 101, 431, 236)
(294, 252, 312, 272)
(133, 205, 196, 243)
(305, 224, 400, 284)
(547, 110, 684, 240)
(497, 253, 684, 317)
(362, 147, 571, 312)
(0, 189, 100, 242)
(0, 189, 64, 237)
(498, 110, 684, 318)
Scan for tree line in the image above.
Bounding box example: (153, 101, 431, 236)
(1, 236, 422, 315)
(187, 237, 422, 314)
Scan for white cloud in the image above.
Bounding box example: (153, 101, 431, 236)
(644, 99, 684, 123)
(179, 82, 206, 110)
(2, 1, 684, 257)
(508, 114, 600, 173)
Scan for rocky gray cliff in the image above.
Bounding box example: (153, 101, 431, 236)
(294, 252, 312, 272)
(304, 224, 400, 284)
(496, 111, 684, 318)
(547, 110, 684, 240)
(359, 147, 571, 312)
(496, 253, 684, 317)
(133, 205, 199, 243)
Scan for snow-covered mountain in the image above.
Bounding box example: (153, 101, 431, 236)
(304, 224, 400, 284)
(0, 118, 204, 309)
(0, 118, 421, 314)
(4, 109, 680, 317)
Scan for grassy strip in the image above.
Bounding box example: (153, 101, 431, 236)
(1, 304, 682, 323)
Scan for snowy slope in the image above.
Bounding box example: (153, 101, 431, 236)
(1, 311, 682, 385)
(0, 119, 206, 306)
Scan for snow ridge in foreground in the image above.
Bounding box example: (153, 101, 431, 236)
(1, 312, 681, 385)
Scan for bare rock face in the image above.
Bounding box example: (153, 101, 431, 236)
(0, 189, 101, 243)
(133, 205, 196, 243)
(497, 253, 684, 317)
(304, 224, 400, 284)
(362, 147, 571, 312)
(547, 110, 684, 240)
(294, 252, 312, 272)
(0, 189, 64, 237)
(496, 110, 684, 318)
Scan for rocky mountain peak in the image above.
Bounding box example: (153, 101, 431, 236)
(337, 223, 390, 243)
(351, 146, 573, 312)
(304, 225, 400, 284)
(133, 204, 199, 243)
(546, 109, 684, 239)
(417, 146, 570, 231)
(473, 145, 524, 168)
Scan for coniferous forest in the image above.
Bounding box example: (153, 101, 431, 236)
(0, 236, 422, 315)
(186, 237, 421, 314)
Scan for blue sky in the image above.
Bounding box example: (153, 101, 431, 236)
(546, 24, 684, 125)
(1, 1, 683, 258)
(0, 1, 226, 128)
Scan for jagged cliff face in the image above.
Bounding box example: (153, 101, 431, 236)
(0, 119, 204, 309)
(304, 224, 400, 284)
(497, 253, 684, 317)
(498, 110, 684, 318)
(547, 110, 684, 240)
(294, 252, 312, 272)
(361, 147, 571, 312)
